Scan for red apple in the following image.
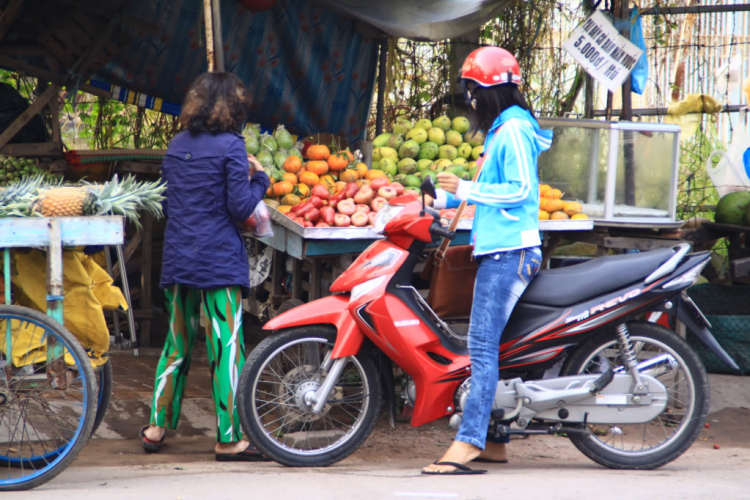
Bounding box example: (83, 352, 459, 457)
(368, 211, 378, 225)
(351, 211, 369, 227)
(337, 198, 356, 216)
(295, 217, 305, 225)
(334, 214, 351, 227)
(302, 220, 313, 228)
(370, 176, 389, 191)
(390, 182, 405, 195)
(378, 186, 397, 200)
(315, 221, 330, 228)
(355, 204, 371, 213)
(353, 185, 374, 204)
(370, 196, 387, 212)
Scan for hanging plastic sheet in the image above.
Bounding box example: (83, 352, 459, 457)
(89, 0, 379, 146)
(313, 0, 511, 41)
(629, 8, 649, 95)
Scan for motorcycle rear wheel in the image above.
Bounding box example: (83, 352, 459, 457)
(238, 326, 381, 467)
(561, 321, 709, 470)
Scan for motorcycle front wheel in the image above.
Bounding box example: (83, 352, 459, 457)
(562, 321, 709, 470)
(237, 326, 381, 467)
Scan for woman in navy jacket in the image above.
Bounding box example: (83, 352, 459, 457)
(141, 72, 270, 461)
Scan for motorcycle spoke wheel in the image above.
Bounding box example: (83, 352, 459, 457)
(238, 327, 380, 467)
(562, 321, 708, 470)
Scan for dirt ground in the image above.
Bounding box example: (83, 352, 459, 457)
(85, 348, 750, 470)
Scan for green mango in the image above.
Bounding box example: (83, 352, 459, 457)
(372, 132, 392, 148)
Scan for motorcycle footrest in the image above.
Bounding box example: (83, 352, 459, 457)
(589, 368, 614, 394)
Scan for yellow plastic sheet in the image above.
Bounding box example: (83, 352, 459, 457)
(0, 319, 76, 367)
(665, 94, 723, 140)
(8, 249, 127, 366)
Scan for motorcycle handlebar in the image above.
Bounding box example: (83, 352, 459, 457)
(429, 223, 456, 241)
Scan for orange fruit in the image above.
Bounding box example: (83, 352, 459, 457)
(282, 173, 298, 185)
(539, 184, 551, 198)
(295, 183, 310, 198)
(283, 155, 302, 174)
(320, 175, 336, 189)
(278, 205, 293, 214)
(563, 201, 582, 216)
(538, 209, 550, 220)
(364, 169, 386, 180)
(299, 171, 320, 187)
(550, 211, 569, 220)
(571, 213, 589, 220)
(542, 198, 565, 213)
(549, 188, 563, 200)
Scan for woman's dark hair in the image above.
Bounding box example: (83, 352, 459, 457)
(461, 80, 534, 132)
(180, 72, 250, 134)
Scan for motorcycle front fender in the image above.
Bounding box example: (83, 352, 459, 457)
(263, 294, 365, 359)
(675, 294, 740, 372)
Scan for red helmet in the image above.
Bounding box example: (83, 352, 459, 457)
(460, 47, 521, 87)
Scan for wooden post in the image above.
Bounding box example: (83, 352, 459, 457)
(0, 84, 59, 149)
(211, 0, 225, 72)
(203, 0, 215, 72)
(617, 0, 636, 206)
(46, 219, 67, 389)
(375, 39, 387, 136)
(139, 214, 153, 348)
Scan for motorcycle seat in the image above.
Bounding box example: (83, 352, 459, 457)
(519, 247, 677, 307)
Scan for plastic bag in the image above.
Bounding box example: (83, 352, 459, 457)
(629, 8, 648, 95)
(241, 201, 274, 238)
(706, 108, 750, 196)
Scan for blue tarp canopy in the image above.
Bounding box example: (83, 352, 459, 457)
(1, 0, 507, 145)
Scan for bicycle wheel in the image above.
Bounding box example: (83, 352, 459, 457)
(0, 305, 96, 491)
(91, 360, 112, 437)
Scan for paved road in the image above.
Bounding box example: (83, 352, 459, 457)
(11, 440, 750, 500)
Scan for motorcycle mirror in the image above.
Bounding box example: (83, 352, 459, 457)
(420, 176, 437, 199)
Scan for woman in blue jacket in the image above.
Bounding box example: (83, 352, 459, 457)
(423, 47, 552, 475)
(141, 72, 270, 461)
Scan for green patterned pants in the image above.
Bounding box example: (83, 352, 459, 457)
(150, 284, 246, 443)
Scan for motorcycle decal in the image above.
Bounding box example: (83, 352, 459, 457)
(502, 345, 571, 368)
(589, 288, 642, 316)
(503, 309, 572, 348)
(394, 319, 420, 327)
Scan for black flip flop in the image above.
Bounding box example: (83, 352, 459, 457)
(140, 425, 165, 453)
(421, 461, 487, 475)
(472, 457, 509, 464)
(215, 444, 271, 462)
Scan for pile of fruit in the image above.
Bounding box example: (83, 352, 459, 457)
(0, 174, 165, 226)
(266, 143, 417, 228)
(538, 184, 588, 220)
(370, 115, 483, 190)
(0, 155, 62, 187)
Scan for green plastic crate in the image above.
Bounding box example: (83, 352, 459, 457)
(686, 284, 750, 375)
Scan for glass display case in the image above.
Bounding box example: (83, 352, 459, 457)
(537, 118, 681, 222)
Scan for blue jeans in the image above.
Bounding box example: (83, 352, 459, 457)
(456, 247, 542, 449)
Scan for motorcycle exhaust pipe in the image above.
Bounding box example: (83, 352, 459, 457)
(613, 353, 678, 378)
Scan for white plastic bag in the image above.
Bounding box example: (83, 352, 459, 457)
(241, 201, 274, 239)
(706, 108, 750, 196)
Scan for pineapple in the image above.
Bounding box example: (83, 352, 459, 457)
(2, 174, 166, 227)
(35, 187, 93, 216)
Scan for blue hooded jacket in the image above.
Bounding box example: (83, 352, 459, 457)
(434, 106, 552, 256)
(160, 130, 269, 291)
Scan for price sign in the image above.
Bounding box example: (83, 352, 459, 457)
(563, 11, 643, 93)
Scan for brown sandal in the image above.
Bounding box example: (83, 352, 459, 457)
(140, 425, 165, 453)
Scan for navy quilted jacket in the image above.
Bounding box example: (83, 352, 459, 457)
(159, 130, 269, 291)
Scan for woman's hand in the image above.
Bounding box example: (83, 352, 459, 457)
(437, 172, 460, 194)
(247, 154, 264, 176)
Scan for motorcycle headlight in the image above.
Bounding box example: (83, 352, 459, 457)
(372, 205, 405, 234)
(350, 275, 388, 302)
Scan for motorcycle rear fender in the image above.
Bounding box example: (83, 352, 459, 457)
(263, 294, 365, 359)
(675, 294, 740, 372)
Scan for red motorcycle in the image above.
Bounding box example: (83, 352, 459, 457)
(237, 178, 738, 470)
